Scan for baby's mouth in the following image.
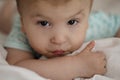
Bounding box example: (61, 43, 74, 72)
(52, 50, 65, 56)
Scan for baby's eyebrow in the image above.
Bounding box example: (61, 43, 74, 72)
(31, 9, 84, 19)
(70, 9, 84, 18)
(31, 14, 45, 18)
(31, 13, 52, 20)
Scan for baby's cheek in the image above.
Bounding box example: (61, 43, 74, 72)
(73, 40, 83, 50)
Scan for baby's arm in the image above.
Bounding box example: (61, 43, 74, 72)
(6, 42, 106, 80)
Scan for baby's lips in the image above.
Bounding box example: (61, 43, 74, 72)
(52, 50, 65, 56)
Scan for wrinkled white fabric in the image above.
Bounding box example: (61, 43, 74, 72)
(0, 45, 8, 65)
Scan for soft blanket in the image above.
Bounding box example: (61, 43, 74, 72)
(0, 38, 120, 80)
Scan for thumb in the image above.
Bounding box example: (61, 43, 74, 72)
(81, 41, 95, 53)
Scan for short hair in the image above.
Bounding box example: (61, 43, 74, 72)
(16, 0, 93, 15)
(16, 0, 71, 11)
(16, 0, 22, 14)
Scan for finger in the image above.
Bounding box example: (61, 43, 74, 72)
(103, 66, 107, 74)
(100, 56, 107, 70)
(100, 67, 107, 75)
(82, 41, 95, 53)
(104, 58, 107, 68)
(95, 51, 106, 58)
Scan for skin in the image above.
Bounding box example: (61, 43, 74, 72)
(21, 0, 90, 58)
(6, 0, 106, 80)
(0, 0, 16, 34)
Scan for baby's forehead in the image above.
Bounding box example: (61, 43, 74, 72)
(18, 0, 90, 8)
(20, 0, 85, 6)
(26, 0, 72, 7)
(17, 0, 91, 16)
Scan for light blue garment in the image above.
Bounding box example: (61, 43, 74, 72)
(86, 11, 120, 41)
(4, 11, 120, 53)
(4, 16, 33, 52)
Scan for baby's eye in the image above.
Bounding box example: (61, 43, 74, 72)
(37, 20, 50, 27)
(67, 19, 79, 25)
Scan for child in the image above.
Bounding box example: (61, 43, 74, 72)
(4, 0, 107, 80)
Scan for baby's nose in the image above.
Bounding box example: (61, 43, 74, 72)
(50, 34, 67, 45)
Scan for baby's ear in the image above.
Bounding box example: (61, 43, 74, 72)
(115, 28, 120, 37)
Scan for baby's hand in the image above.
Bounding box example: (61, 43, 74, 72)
(76, 41, 107, 78)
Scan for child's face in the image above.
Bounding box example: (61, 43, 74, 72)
(21, 0, 91, 58)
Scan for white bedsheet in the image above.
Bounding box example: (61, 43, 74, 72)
(0, 38, 120, 80)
